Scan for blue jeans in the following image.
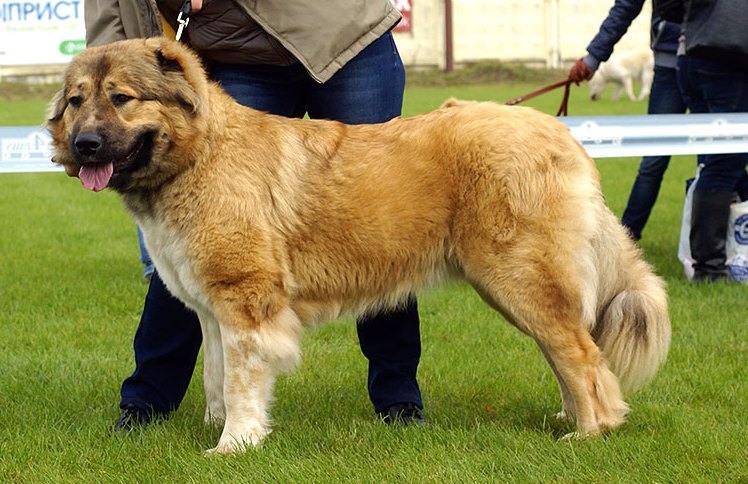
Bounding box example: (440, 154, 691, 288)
(677, 55, 748, 194)
(121, 32, 423, 415)
(621, 65, 688, 240)
(136, 226, 154, 278)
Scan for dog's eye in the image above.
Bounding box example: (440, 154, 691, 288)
(68, 95, 83, 108)
(112, 94, 134, 107)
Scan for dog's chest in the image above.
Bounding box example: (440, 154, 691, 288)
(137, 216, 209, 313)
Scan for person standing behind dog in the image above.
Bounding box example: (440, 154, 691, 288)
(83, 0, 426, 430)
(568, 0, 686, 242)
(656, 0, 748, 282)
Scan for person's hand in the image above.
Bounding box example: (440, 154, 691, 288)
(568, 58, 595, 84)
(191, 0, 203, 11)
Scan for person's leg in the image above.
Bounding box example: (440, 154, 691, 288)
(307, 32, 405, 124)
(678, 55, 748, 281)
(307, 32, 424, 421)
(693, 58, 748, 195)
(208, 61, 308, 117)
(738, 172, 748, 201)
(691, 148, 747, 281)
(355, 299, 423, 417)
(621, 65, 687, 240)
(621, 155, 671, 240)
(117, 272, 203, 429)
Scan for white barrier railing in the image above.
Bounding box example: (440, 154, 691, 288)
(562, 113, 748, 159)
(2, 113, 748, 173)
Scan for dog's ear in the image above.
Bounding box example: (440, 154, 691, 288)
(145, 36, 209, 117)
(155, 48, 184, 74)
(46, 88, 67, 123)
(45, 88, 81, 177)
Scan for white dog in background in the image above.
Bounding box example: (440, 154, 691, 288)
(588, 49, 654, 102)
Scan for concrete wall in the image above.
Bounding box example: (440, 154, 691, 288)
(393, 0, 653, 69)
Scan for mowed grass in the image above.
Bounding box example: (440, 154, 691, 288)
(1, 79, 747, 482)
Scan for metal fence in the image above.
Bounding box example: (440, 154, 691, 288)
(2, 113, 748, 173)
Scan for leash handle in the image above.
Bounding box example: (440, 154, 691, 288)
(175, 0, 191, 41)
(505, 77, 573, 117)
(556, 81, 571, 116)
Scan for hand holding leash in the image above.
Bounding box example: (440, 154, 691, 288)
(568, 58, 596, 84)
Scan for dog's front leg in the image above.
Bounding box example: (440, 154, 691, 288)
(206, 303, 303, 454)
(196, 309, 226, 426)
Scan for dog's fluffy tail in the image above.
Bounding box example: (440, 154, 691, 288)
(590, 223, 671, 395)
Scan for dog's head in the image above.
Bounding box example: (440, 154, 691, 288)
(47, 37, 209, 193)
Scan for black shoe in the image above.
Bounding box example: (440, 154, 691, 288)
(113, 404, 152, 433)
(379, 402, 426, 426)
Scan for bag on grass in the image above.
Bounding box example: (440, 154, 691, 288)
(679, 164, 748, 283)
(726, 199, 748, 283)
(677, 167, 699, 281)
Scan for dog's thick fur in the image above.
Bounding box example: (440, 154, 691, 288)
(588, 49, 654, 101)
(48, 38, 670, 453)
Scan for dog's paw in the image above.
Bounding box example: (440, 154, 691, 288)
(205, 427, 272, 455)
(205, 438, 257, 455)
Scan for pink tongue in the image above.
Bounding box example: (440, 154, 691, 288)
(79, 163, 114, 192)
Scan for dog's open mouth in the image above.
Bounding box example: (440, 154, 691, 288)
(78, 132, 154, 192)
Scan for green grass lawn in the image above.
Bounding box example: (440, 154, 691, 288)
(1, 80, 746, 482)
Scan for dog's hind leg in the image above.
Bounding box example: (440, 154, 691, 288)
(533, 333, 628, 439)
(462, 247, 628, 438)
(537, 344, 575, 422)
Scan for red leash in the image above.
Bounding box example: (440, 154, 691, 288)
(504, 77, 573, 116)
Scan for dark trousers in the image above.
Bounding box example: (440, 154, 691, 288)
(122, 32, 422, 415)
(621, 64, 688, 240)
(677, 55, 748, 194)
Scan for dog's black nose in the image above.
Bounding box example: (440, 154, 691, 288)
(74, 131, 102, 156)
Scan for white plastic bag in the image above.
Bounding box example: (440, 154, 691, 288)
(679, 164, 748, 283)
(726, 199, 748, 283)
(677, 167, 700, 281)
